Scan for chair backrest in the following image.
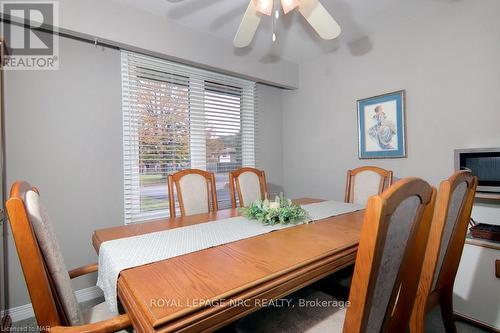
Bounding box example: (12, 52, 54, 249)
(345, 166, 393, 205)
(343, 177, 436, 333)
(412, 171, 477, 313)
(229, 167, 268, 208)
(167, 169, 218, 218)
(6, 181, 83, 329)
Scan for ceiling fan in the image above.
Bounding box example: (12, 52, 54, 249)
(167, 0, 341, 48)
(234, 0, 341, 48)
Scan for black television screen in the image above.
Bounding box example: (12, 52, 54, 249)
(460, 153, 500, 186)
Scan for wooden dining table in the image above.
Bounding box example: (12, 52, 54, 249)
(92, 198, 365, 333)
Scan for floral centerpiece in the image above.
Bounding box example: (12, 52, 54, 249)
(240, 194, 310, 225)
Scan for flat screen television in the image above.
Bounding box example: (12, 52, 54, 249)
(455, 148, 500, 193)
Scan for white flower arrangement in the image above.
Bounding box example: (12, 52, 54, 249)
(240, 194, 310, 225)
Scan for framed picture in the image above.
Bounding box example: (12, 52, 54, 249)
(357, 90, 406, 159)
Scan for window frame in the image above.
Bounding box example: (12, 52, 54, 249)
(121, 51, 256, 224)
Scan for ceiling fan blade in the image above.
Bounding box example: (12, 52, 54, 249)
(281, 0, 300, 14)
(234, 1, 262, 48)
(298, 0, 341, 40)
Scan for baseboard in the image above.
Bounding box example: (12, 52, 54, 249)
(0, 286, 103, 323)
(454, 311, 500, 333)
(74, 285, 104, 303)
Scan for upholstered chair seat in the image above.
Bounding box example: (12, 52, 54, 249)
(82, 302, 113, 324)
(82, 303, 129, 332)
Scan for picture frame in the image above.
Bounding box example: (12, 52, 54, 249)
(357, 90, 406, 159)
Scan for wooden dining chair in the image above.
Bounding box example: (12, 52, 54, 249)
(410, 171, 477, 333)
(229, 167, 268, 208)
(167, 169, 218, 218)
(345, 166, 393, 205)
(236, 177, 436, 333)
(5, 181, 131, 333)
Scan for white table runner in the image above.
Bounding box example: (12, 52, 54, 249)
(97, 200, 364, 312)
(302, 200, 364, 221)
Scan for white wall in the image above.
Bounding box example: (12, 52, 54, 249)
(257, 84, 284, 194)
(282, 0, 500, 201)
(53, 0, 299, 89)
(4, 0, 299, 88)
(3, 33, 284, 309)
(4, 34, 123, 308)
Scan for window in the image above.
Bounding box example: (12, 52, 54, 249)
(122, 51, 256, 224)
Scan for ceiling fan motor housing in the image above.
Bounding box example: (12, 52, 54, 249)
(236, 0, 340, 48)
(253, 0, 301, 16)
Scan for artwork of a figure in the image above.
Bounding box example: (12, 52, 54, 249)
(367, 105, 396, 150)
(357, 90, 405, 159)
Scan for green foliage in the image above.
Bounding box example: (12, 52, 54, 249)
(240, 194, 311, 225)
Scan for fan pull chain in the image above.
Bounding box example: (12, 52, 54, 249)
(272, 1, 279, 42)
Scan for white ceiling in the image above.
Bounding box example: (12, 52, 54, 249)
(111, 0, 459, 64)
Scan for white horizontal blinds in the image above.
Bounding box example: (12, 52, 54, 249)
(242, 84, 256, 168)
(204, 81, 243, 208)
(122, 51, 256, 223)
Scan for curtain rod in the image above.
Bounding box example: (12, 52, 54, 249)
(0, 16, 292, 90)
(0, 16, 119, 50)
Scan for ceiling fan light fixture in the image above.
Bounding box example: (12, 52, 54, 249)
(253, 0, 273, 16)
(234, 0, 340, 48)
(281, 0, 300, 14)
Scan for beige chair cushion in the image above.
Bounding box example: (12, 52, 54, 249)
(178, 174, 209, 216)
(83, 302, 129, 332)
(25, 190, 84, 325)
(82, 302, 115, 324)
(352, 170, 383, 205)
(235, 289, 346, 333)
(238, 171, 262, 207)
(83, 301, 127, 324)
